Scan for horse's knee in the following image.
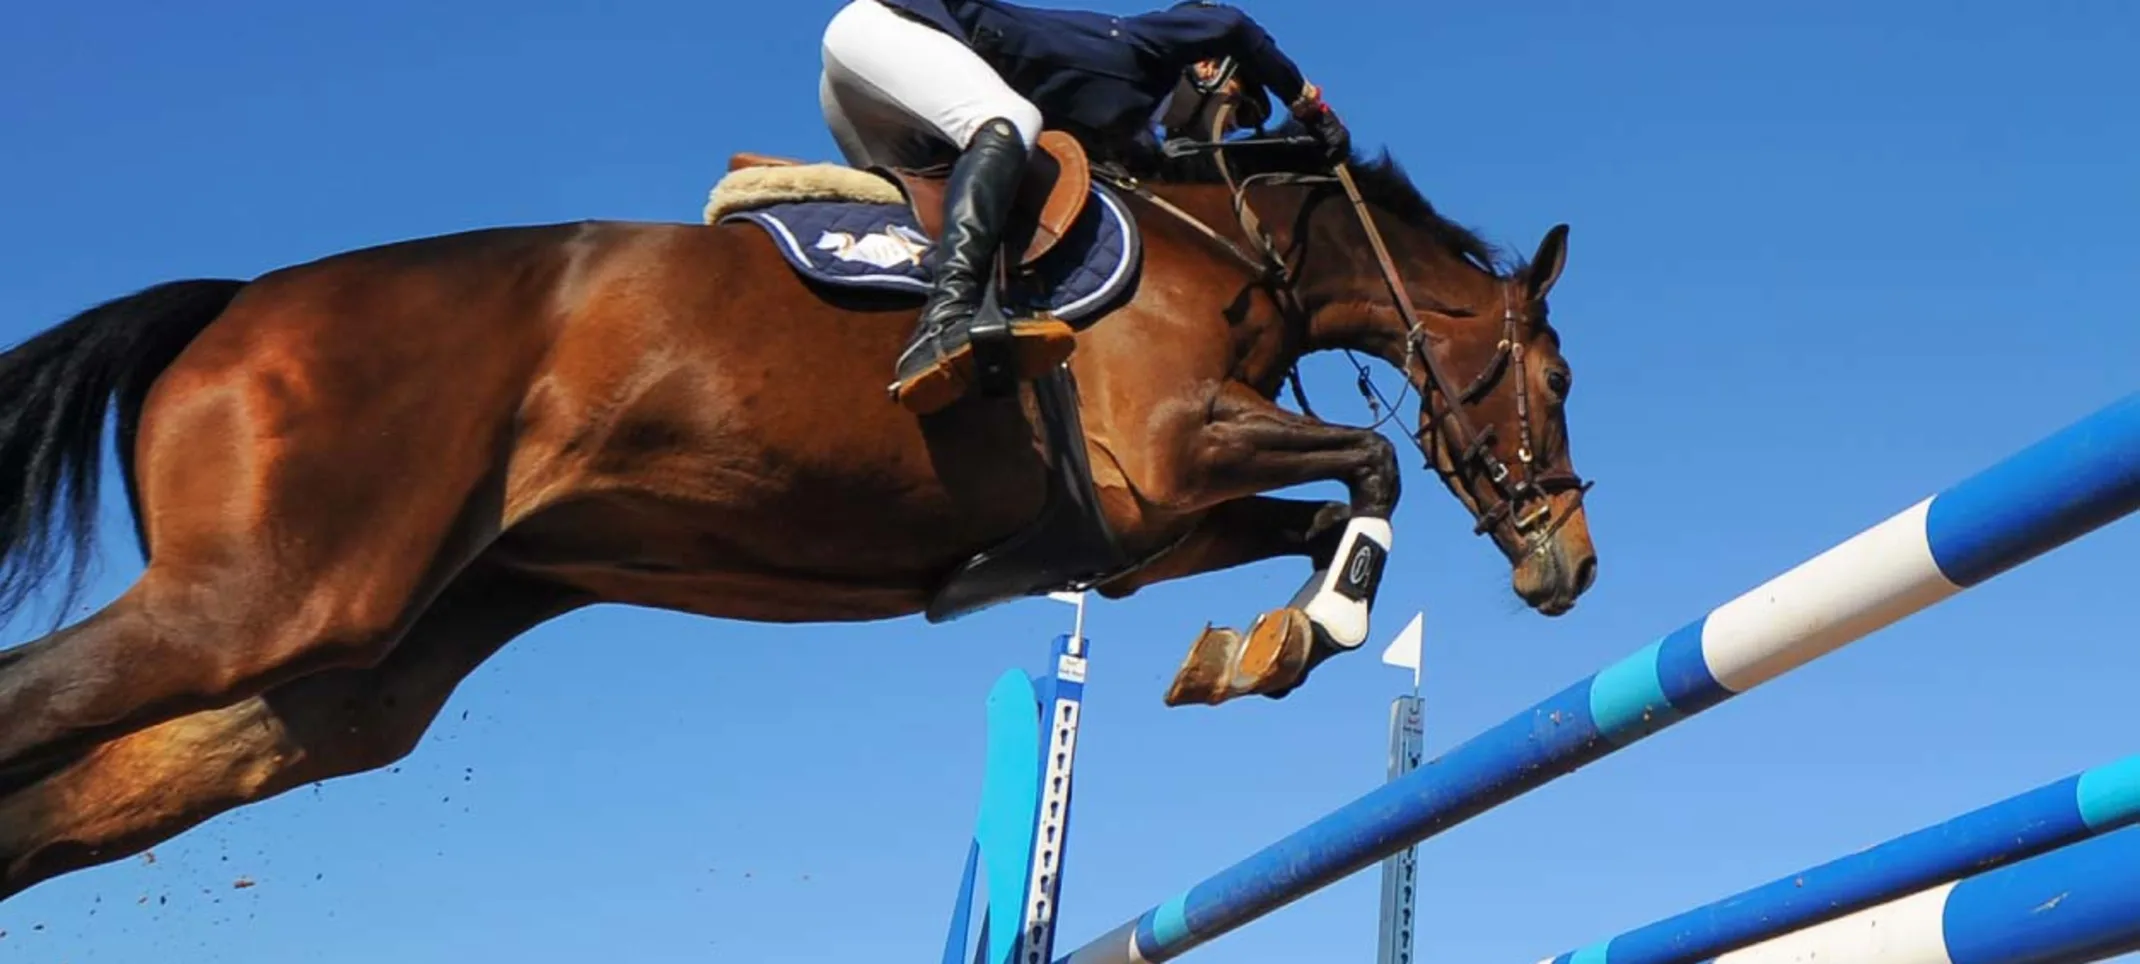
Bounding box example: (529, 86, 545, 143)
(1304, 501, 1354, 565)
(1353, 433, 1401, 514)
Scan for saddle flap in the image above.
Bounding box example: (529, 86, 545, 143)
(880, 131, 1093, 270)
(926, 366, 1129, 623)
(1009, 131, 1092, 267)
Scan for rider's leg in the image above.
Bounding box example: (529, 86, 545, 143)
(820, 0, 1073, 414)
(820, 0, 1042, 164)
(818, 70, 878, 170)
(889, 118, 1033, 413)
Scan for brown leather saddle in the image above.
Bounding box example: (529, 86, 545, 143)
(726, 131, 1130, 622)
(728, 129, 1093, 271)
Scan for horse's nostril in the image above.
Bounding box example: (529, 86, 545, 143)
(1573, 556, 1598, 594)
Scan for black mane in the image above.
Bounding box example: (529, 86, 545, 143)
(1140, 120, 1512, 277)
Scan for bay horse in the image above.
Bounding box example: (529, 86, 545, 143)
(0, 127, 1595, 899)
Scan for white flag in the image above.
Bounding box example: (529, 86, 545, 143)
(1049, 591, 1089, 648)
(1380, 611, 1424, 689)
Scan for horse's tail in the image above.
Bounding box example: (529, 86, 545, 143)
(0, 279, 248, 627)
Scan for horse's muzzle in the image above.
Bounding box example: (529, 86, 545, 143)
(1511, 501, 1597, 616)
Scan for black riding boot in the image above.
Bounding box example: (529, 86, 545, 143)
(889, 118, 1071, 415)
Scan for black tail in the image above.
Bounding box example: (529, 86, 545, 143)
(0, 279, 247, 629)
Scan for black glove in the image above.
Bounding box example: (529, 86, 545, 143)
(1302, 101, 1350, 162)
(1292, 84, 1350, 162)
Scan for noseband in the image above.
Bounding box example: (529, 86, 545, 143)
(1093, 113, 1591, 551)
(1404, 287, 1592, 543)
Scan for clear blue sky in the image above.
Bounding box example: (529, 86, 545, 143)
(3, 2, 2136, 962)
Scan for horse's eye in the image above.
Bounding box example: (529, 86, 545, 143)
(1545, 370, 1572, 397)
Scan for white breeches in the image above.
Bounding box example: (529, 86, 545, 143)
(819, 0, 1044, 169)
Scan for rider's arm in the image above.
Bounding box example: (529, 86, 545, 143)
(1122, 2, 1313, 110)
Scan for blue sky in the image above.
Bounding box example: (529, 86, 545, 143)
(2, 1, 2136, 962)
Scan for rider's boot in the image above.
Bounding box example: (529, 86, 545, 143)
(889, 118, 1076, 416)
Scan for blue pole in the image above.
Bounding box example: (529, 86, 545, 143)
(1542, 753, 2140, 964)
(1933, 825, 2140, 964)
(1702, 825, 2140, 964)
(1058, 393, 2140, 964)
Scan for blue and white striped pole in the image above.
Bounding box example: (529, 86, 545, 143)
(1059, 393, 2140, 964)
(1704, 824, 2140, 964)
(1541, 753, 2140, 964)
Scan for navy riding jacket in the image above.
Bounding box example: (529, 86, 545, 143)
(873, 0, 1309, 141)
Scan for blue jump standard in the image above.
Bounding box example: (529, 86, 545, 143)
(947, 631, 1092, 964)
(1058, 392, 2140, 964)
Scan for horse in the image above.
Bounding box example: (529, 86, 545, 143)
(0, 124, 1596, 900)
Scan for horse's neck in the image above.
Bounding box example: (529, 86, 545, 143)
(1296, 206, 1508, 372)
(1130, 180, 1490, 395)
(1125, 182, 1303, 391)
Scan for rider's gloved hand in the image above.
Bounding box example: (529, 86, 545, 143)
(1291, 82, 1350, 163)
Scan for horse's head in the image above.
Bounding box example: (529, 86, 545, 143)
(1290, 158, 1598, 616)
(1406, 225, 1596, 616)
(1125, 108, 1598, 616)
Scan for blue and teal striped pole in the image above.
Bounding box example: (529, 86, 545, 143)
(1059, 392, 2140, 964)
(1700, 824, 2140, 964)
(1541, 753, 2140, 964)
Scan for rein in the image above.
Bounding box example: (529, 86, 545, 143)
(1092, 117, 1591, 548)
(1328, 166, 1591, 540)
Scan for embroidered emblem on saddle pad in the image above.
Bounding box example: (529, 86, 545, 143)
(706, 163, 1142, 325)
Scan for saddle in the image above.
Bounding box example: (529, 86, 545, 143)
(727, 130, 1093, 270)
(720, 130, 1131, 624)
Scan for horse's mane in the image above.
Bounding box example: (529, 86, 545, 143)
(1139, 119, 1513, 278)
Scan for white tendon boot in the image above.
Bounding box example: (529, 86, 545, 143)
(1296, 516, 1392, 650)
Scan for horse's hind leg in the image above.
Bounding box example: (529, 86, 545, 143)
(0, 502, 493, 787)
(1099, 496, 1354, 594)
(0, 299, 520, 780)
(0, 562, 582, 900)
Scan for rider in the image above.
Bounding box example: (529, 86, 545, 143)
(819, 0, 1351, 415)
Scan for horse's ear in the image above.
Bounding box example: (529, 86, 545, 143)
(1525, 224, 1570, 301)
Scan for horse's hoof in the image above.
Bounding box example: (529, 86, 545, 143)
(1240, 607, 1315, 699)
(1165, 623, 1243, 707)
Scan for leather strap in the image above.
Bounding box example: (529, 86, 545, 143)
(1330, 164, 1487, 483)
(1106, 106, 1593, 545)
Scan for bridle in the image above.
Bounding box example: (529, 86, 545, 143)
(1091, 92, 1591, 551)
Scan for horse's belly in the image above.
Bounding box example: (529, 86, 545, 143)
(490, 449, 1043, 622)
(490, 224, 1056, 617)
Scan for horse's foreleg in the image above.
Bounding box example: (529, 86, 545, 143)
(1098, 496, 1353, 599)
(1135, 385, 1403, 706)
(0, 564, 581, 902)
